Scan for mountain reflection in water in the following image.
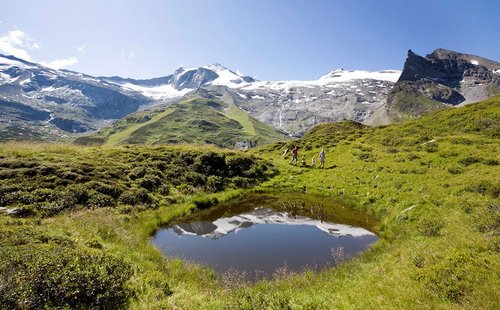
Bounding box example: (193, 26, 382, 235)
(172, 207, 376, 240)
(153, 205, 378, 280)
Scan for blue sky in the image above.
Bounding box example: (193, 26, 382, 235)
(1, 0, 499, 80)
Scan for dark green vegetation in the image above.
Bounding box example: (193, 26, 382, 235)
(75, 97, 288, 148)
(0, 144, 276, 309)
(0, 96, 499, 309)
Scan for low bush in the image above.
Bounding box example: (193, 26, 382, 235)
(137, 174, 163, 192)
(205, 175, 225, 193)
(128, 166, 148, 180)
(0, 245, 133, 309)
(118, 188, 152, 205)
(193, 197, 219, 210)
(87, 191, 115, 208)
(459, 156, 481, 166)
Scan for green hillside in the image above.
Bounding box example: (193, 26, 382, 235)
(76, 97, 288, 148)
(1, 96, 499, 309)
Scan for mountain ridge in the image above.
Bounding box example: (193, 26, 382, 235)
(386, 49, 500, 121)
(1, 48, 499, 142)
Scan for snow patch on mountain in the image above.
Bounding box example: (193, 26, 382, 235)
(319, 69, 401, 83)
(121, 83, 192, 100)
(204, 63, 253, 88)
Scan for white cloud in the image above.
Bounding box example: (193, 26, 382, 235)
(40, 57, 78, 70)
(0, 30, 37, 61)
(0, 29, 78, 70)
(76, 44, 87, 53)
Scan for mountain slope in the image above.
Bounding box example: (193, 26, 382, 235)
(0, 54, 153, 141)
(1, 53, 402, 141)
(79, 91, 289, 148)
(2, 49, 498, 142)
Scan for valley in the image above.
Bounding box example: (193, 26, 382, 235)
(1, 95, 498, 308)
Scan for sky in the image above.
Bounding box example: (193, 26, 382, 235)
(0, 0, 499, 80)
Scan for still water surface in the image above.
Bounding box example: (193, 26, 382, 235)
(152, 193, 378, 280)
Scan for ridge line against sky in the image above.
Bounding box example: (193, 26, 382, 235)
(1, 0, 499, 81)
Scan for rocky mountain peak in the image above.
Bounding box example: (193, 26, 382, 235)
(387, 49, 500, 121)
(170, 67, 219, 89)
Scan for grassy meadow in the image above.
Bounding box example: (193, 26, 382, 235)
(75, 97, 288, 148)
(0, 96, 499, 309)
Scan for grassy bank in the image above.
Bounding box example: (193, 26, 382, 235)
(1, 96, 499, 309)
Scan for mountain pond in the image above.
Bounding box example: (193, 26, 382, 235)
(152, 193, 378, 281)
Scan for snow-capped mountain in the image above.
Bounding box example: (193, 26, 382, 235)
(223, 69, 401, 135)
(100, 64, 402, 136)
(0, 53, 402, 140)
(0, 54, 152, 139)
(2, 48, 496, 142)
(98, 63, 256, 100)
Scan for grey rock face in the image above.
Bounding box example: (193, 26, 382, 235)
(223, 76, 397, 136)
(170, 67, 219, 89)
(395, 49, 500, 105)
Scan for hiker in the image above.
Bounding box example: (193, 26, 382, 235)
(301, 154, 306, 166)
(289, 146, 298, 165)
(318, 148, 325, 169)
(311, 156, 316, 168)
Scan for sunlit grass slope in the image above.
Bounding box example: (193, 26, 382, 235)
(0, 96, 498, 309)
(75, 97, 289, 148)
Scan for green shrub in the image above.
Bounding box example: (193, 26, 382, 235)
(226, 156, 254, 177)
(87, 191, 115, 208)
(447, 166, 464, 174)
(158, 184, 170, 196)
(118, 188, 152, 205)
(164, 165, 187, 185)
(195, 152, 227, 176)
(482, 158, 499, 166)
(459, 156, 481, 166)
(193, 197, 219, 209)
(205, 175, 225, 192)
(138, 174, 163, 191)
(230, 176, 254, 189)
(65, 184, 90, 204)
(39, 201, 68, 217)
(85, 181, 123, 199)
(0, 245, 132, 309)
(423, 142, 438, 153)
(128, 166, 148, 180)
(183, 171, 206, 187)
(465, 180, 499, 198)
